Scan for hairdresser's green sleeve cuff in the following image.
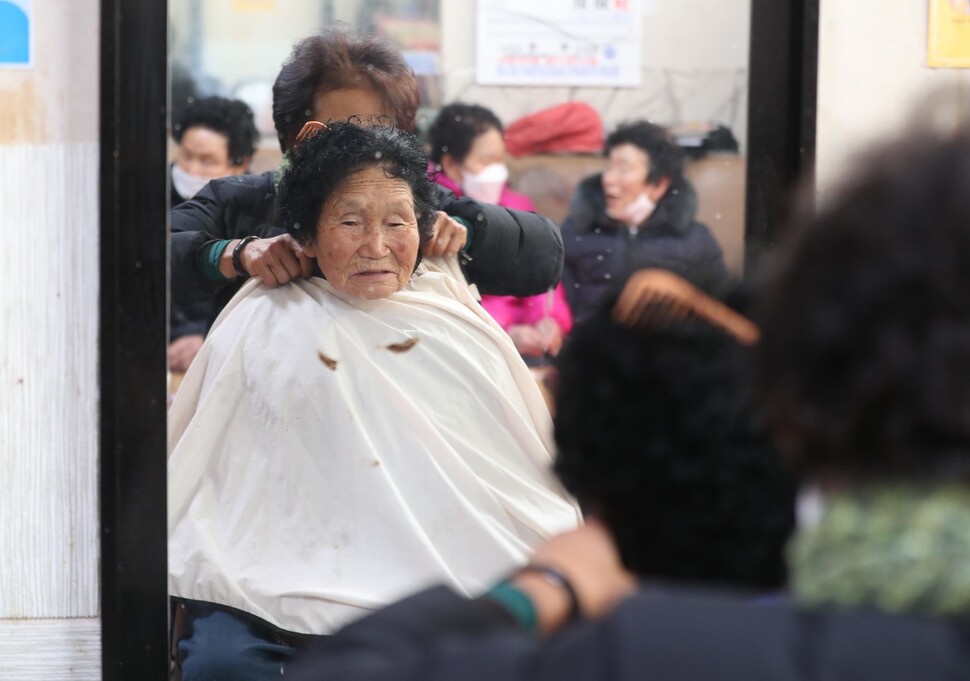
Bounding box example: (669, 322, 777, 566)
(200, 239, 233, 283)
(482, 581, 537, 632)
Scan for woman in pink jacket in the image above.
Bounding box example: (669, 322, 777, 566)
(429, 103, 572, 362)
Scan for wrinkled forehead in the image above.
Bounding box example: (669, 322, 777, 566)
(322, 165, 416, 213)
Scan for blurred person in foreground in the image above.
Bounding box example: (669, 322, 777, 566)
(287, 112, 970, 680)
(285, 267, 797, 681)
(562, 120, 729, 324)
(168, 121, 580, 681)
(170, 27, 566, 358)
(169, 96, 260, 371)
(429, 102, 573, 363)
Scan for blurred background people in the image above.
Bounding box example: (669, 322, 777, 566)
(562, 120, 728, 324)
(168, 96, 260, 372)
(429, 102, 572, 363)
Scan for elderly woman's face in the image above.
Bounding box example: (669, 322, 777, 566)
(602, 143, 668, 215)
(304, 165, 421, 300)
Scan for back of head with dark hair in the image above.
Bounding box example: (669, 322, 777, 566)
(553, 307, 796, 590)
(275, 122, 436, 265)
(428, 102, 504, 165)
(605, 120, 685, 186)
(173, 96, 259, 166)
(759, 125, 970, 484)
(272, 26, 419, 152)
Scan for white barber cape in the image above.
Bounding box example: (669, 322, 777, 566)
(168, 266, 581, 635)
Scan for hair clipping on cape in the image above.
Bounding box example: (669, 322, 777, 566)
(295, 120, 329, 148)
(612, 269, 760, 346)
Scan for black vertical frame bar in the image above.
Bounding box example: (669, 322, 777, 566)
(745, 0, 820, 273)
(99, 0, 169, 679)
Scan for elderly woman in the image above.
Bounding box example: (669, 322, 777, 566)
(167, 121, 580, 680)
(562, 121, 729, 324)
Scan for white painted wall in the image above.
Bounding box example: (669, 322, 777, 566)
(441, 0, 751, 147)
(0, 0, 101, 678)
(171, 0, 752, 148)
(816, 0, 970, 197)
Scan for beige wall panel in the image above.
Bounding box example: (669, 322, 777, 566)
(0, 143, 100, 619)
(0, 1, 102, 678)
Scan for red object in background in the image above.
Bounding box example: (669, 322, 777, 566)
(504, 102, 604, 157)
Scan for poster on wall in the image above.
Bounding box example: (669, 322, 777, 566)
(475, 0, 644, 87)
(928, 0, 970, 68)
(0, 0, 31, 67)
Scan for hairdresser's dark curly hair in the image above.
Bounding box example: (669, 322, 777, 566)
(276, 122, 436, 268)
(272, 26, 419, 152)
(172, 96, 259, 166)
(605, 120, 685, 186)
(428, 102, 503, 165)
(759, 127, 970, 483)
(553, 307, 796, 589)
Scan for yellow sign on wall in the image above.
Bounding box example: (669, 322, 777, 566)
(928, 0, 970, 67)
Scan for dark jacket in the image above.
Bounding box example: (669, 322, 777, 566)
(170, 171, 565, 335)
(169, 167, 215, 340)
(286, 586, 970, 681)
(561, 174, 729, 324)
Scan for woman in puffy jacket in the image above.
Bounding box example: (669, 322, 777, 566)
(562, 120, 728, 324)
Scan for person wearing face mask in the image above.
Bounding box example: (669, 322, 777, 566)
(169, 96, 260, 372)
(429, 103, 573, 362)
(170, 96, 259, 206)
(561, 120, 729, 325)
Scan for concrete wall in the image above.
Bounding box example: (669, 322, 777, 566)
(0, 0, 101, 678)
(816, 0, 970, 197)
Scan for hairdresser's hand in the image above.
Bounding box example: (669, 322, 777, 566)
(512, 517, 637, 634)
(424, 212, 467, 258)
(220, 234, 315, 287)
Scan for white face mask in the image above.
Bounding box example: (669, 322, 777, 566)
(171, 163, 211, 200)
(606, 191, 656, 227)
(460, 162, 508, 205)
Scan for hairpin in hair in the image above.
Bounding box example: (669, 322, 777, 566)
(612, 269, 760, 346)
(295, 120, 328, 147)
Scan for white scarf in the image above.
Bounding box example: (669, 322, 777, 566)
(168, 267, 581, 634)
